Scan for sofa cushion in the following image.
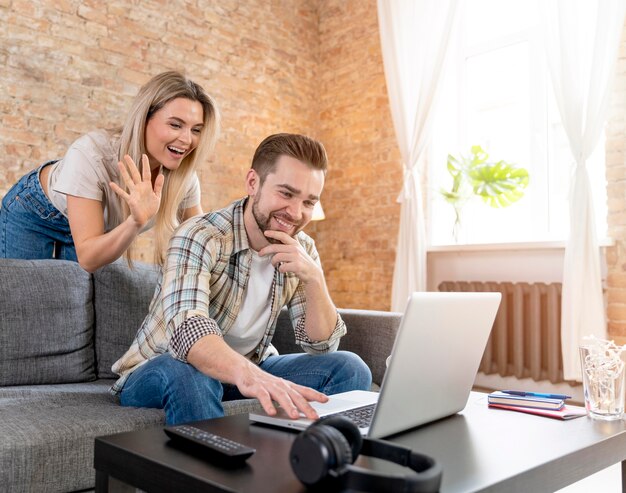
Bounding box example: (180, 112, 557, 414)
(93, 260, 160, 379)
(0, 259, 96, 385)
(0, 381, 164, 492)
(0, 380, 262, 492)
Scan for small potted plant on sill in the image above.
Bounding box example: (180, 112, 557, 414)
(440, 145, 530, 242)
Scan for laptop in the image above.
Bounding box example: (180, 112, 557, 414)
(249, 291, 501, 438)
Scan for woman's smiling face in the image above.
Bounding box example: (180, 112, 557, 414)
(144, 97, 204, 171)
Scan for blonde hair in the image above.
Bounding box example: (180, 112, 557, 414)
(116, 71, 220, 266)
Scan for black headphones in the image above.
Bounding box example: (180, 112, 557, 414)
(289, 416, 442, 492)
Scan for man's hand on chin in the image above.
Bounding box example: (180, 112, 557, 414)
(258, 230, 322, 284)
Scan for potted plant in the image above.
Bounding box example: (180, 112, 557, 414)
(440, 145, 530, 242)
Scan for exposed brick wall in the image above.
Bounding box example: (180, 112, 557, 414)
(316, 0, 401, 310)
(605, 18, 626, 343)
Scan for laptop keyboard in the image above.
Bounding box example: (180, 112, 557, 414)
(331, 403, 376, 429)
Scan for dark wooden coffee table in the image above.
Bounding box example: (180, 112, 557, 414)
(94, 393, 626, 492)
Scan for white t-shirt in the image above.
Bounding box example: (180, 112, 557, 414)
(223, 251, 275, 358)
(47, 130, 201, 232)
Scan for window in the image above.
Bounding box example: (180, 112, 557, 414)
(429, 0, 607, 246)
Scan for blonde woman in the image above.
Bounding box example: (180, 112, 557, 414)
(0, 71, 219, 271)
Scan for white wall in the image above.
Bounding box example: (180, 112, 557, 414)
(427, 242, 611, 292)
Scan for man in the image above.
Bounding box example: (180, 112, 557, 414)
(112, 133, 372, 425)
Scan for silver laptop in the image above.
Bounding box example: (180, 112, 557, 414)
(249, 291, 501, 438)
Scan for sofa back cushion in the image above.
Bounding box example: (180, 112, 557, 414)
(93, 261, 159, 378)
(0, 259, 96, 385)
(272, 308, 401, 386)
(335, 309, 400, 386)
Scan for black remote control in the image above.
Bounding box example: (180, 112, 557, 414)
(164, 425, 256, 464)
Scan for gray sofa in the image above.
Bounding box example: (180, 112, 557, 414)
(0, 258, 401, 492)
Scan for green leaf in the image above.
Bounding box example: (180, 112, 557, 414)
(469, 145, 488, 165)
(467, 160, 529, 208)
(440, 145, 530, 214)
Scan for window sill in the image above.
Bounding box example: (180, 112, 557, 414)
(427, 238, 615, 253)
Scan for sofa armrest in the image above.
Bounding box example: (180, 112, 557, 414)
(272, 308, 402, 387)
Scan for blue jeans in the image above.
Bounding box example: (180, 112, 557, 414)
(119, 351, 372, 425)
(0, 162, 77, 261)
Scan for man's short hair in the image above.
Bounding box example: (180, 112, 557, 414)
(251, 133, 328, 184)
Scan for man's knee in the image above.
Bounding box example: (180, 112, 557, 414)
(125, 354, 226, 424)
(160, 356, 223, 399)
(330, 351, 373, 390)
(121, 354, 223, 408)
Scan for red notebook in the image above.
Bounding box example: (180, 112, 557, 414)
(489, 403, 588, 420)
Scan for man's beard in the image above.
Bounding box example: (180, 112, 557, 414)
(252, 195, 303, 244)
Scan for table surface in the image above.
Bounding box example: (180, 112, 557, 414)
(94, 392, 626, 493)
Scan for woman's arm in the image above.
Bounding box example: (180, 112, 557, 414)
(67, 154, 163, 272)
(67, 196, 143, 272)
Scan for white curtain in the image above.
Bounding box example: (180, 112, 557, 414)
(377, 0, 461, 311)
(543, 0, 626, 380)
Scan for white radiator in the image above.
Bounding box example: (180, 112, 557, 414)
(438, 281, 565, 384)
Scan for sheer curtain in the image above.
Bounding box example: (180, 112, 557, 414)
(543, 0, 626, 380)
(377, 0, 461, 311)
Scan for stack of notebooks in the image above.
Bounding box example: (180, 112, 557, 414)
(488, 390, 588, 420)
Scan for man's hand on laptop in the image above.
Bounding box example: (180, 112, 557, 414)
(187, 334, 328, 420)
(236, 364, 328, 420)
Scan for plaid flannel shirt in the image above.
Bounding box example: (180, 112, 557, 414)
(111, 198, 346, 393)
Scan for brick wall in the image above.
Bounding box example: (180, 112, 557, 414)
(316, 0, 401, 310)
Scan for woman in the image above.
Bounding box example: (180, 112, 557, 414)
(0, 71, 219, 272)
